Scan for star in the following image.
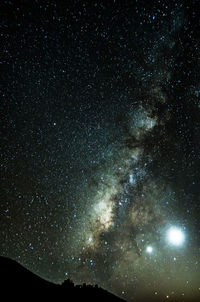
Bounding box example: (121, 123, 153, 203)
(146, 246, 153, 254)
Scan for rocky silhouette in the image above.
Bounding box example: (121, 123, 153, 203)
(0, 256, 126, 302)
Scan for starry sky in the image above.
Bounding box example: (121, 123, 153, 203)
(1, 0, 200, 301)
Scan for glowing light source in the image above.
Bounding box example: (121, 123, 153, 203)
(129, 174, 135, 184)
(88, 236, 93, 243)
(146, 246, 153, 253)
(166, 227, 185, 246)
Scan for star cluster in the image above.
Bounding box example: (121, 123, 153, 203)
(1, 1, 200, 301)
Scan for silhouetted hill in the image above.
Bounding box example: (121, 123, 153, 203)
(0, 256, 126, 302)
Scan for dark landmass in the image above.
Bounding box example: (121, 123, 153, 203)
(0, 256, 126, 302)
(0, 256, 198, 302)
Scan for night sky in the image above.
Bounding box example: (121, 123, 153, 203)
(1, 0, 200, 301)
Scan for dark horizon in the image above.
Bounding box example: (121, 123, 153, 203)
(1, 255, 199, 302)
(0, 256, 127, 302)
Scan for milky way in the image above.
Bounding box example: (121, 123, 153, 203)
(1, 1, 200, 302)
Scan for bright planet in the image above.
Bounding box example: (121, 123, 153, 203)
(166, 227, 185, 246)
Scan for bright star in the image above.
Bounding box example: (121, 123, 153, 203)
(129, 174, 135, 184)
(166, 227, 185, 246)
(146, 246, 153, 253)
(88, 236, 93, 243)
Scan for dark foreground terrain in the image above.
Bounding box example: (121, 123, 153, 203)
(0, 256, 126, 302)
